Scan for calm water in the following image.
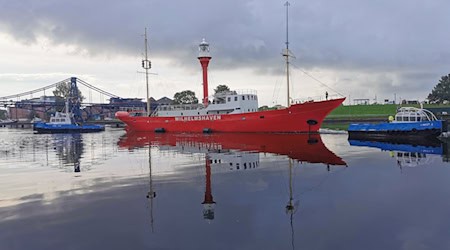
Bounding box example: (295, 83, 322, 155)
(1, 127, 450, 250)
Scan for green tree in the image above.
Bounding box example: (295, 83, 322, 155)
(214, 84, 230, 94)
(428, 74, 450, 103)
(173, 90, 198, 104)
(53, 83, 84, 101)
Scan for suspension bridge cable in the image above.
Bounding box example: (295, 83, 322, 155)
(77, 79, 119, 98)
(0, 78, 122, 100)
(0, 78, 71, 100)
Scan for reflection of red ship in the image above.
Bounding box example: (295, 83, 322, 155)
(120, 131, 346, 223)
(118, 132, 346, 166)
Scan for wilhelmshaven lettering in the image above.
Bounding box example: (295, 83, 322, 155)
(175, 115, 222, 122)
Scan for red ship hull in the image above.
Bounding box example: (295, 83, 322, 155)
(115, 98, 345, 133)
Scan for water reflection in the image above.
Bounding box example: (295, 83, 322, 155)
(52, 134, 83, 172)
(348, 137, 449, 169)
(0, 128, 120, 172)
(6, 131, 450, 249)
(118, 133, 347, 166)
(118, 132, 347, 228)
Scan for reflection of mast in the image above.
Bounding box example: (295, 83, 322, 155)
(146, 143, 156, 232)
(202, 155, 216, 220)
(285, 158, 296, 250)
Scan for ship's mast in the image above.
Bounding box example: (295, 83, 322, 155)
(142, 28, 152, 116)
(283, 1, 291, 108)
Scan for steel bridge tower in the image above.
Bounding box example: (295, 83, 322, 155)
(69, 77, 83, 123)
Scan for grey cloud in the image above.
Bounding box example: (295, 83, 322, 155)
(0, 0, 449, 100)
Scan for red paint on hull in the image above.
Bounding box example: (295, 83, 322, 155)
(116, 98, 345, 133)
(118, 132, 346, 166)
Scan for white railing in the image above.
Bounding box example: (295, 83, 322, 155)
(213, 89, 257, 97)
(291, 94, 342, 104)
(156, 103, 204, 112)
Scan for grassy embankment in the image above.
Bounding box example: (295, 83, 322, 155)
(322, 103, 450, 131)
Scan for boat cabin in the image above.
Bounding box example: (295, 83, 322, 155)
(48, 112, 74, 125)
(393, 107, 438, 123)
(154, 90, 258, 117)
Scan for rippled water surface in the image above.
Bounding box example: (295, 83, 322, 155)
(1, 127, 450, 250)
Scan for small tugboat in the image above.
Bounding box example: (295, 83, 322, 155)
(33, 102, 104, 134)
(348, 107, 446, 140)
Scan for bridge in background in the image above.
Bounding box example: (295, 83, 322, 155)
(0, 77, 150, 122)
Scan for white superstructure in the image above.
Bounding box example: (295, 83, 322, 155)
(154, 90, 258, 117)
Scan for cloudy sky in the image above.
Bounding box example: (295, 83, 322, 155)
(0, 0, 449, 106)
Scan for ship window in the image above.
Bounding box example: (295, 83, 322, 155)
(417, 117, 421, 121)
(229, 163, 232, 166)
(242, 96, 245, 100)
(235, 97, 238, 101)
(404, 116, 409, 121)
(217, 111, 220, 114)
(244, 163, 247, 168)
(236, 108, 240, 110)
(260, 116, 264, 119)
(227, 97, 231, 102)
(410, 117, 416, 122)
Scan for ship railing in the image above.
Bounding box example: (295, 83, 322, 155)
(395, 107, 438, 121)
(292, 94, 342, 104)
(235, 89, 257, 95)
(155, 103, 205, 112)
(213, 89, 257, 97)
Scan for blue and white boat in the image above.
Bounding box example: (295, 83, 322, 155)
(33, 107, 104, 134)
(348, 138, 444, 168)
(348, 107, 446, 140)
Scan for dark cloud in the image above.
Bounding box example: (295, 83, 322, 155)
(0, 0, 449, 100)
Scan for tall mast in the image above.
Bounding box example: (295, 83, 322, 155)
(283, 1, 291, 108)
(142, 28, 152, 116)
